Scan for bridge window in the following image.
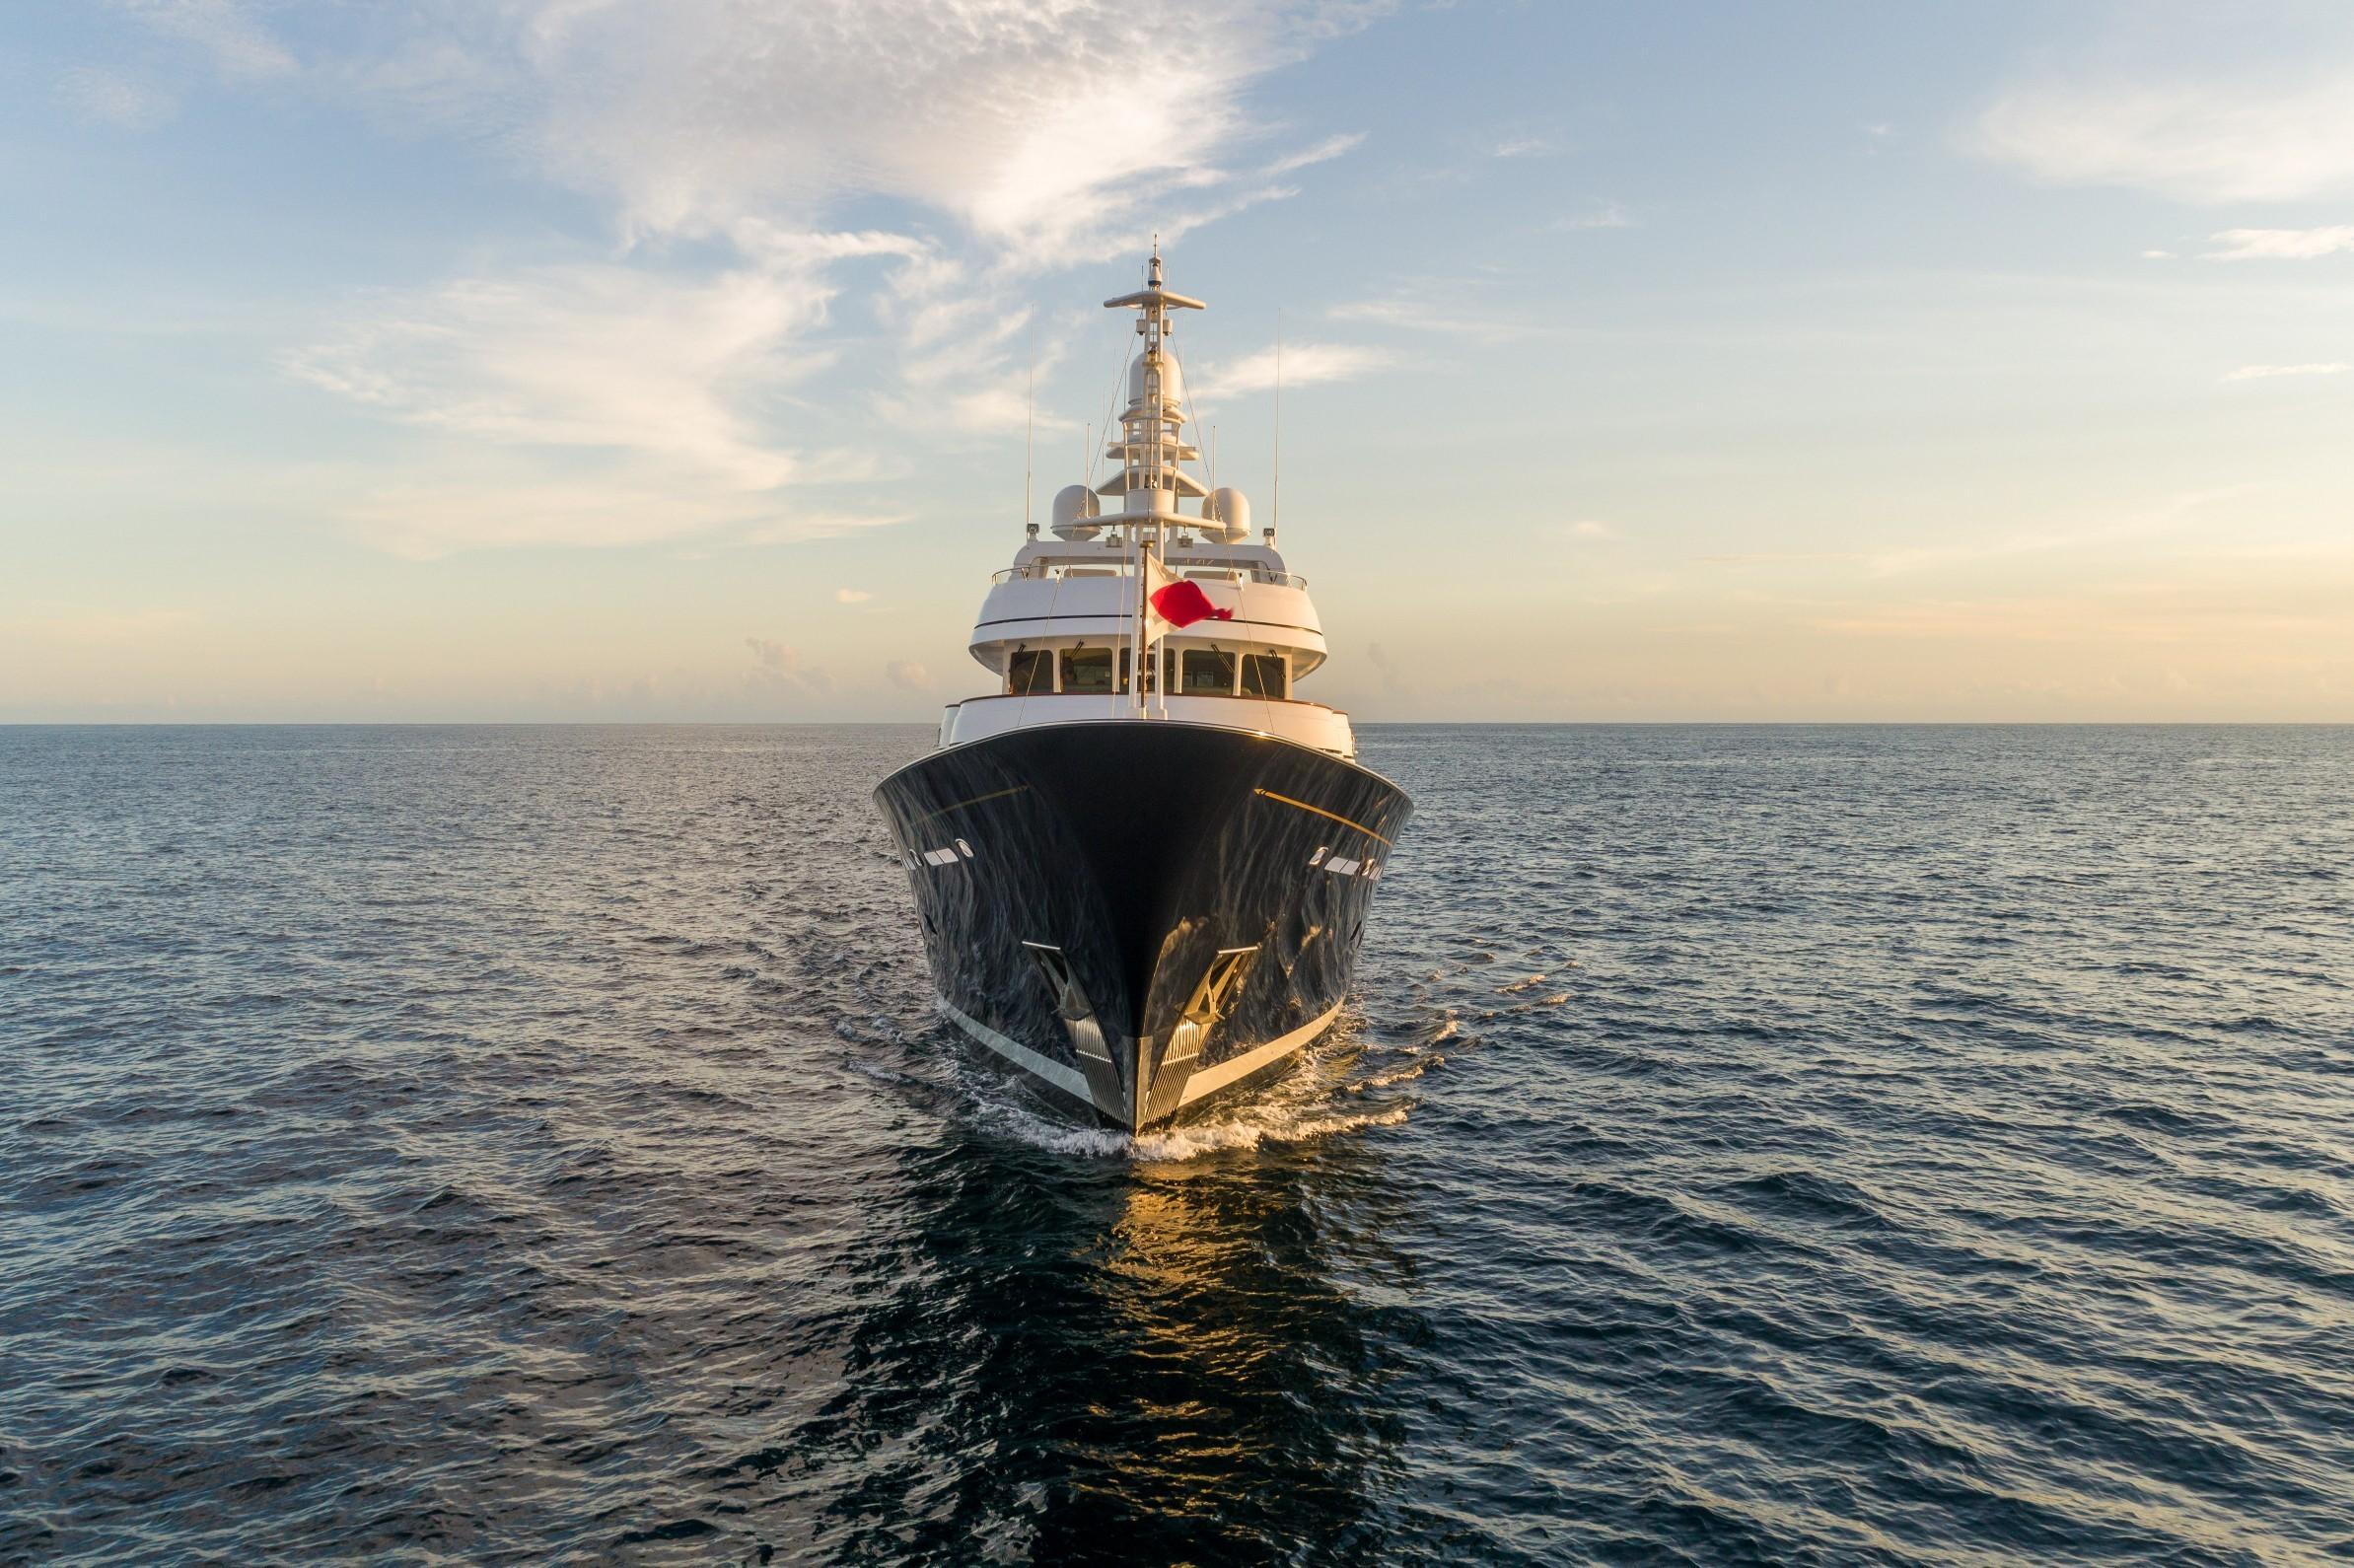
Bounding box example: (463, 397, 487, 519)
(1061, 647, 1113, 692)
(1240, 653, 1288, 699)
(1180, 649, 1236, 695)
(1007, 649, 1052, 695)
(1115, 647, 1175, 693)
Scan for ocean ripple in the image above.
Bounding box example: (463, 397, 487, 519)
(4, 723, 2352, 1564)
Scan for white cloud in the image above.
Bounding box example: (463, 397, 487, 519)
(284, 247, 919, 553)
(745, 636, 831, 696)
(1491, 136, 1554, 160)
(286, 257, 851, 490)
(198, 2, 1383, 552)
(2202, 226, 2354, 261)
(1973, 67, 2354, 203)
(2221, 362, 2348, 383)
(1265, 131, 1367, 176)
(835, 588, 872, 604)
(885, 659, 933, 692)
(1562, 520, 1618, 540)
(1191, 341, 1394, 400)
(354, 0, 1381, 263)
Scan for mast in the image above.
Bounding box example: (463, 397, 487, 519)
(1103, 243, 1207, 717)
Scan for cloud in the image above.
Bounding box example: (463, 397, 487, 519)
(835, 588, 872, 604)
(348, 0, 1384, 262)
(1265, 131, 1367, 176)
(2221, 362, 2349, 383)
(885, 660, 933, 692)
(1560, 520, 1618, 540)
(1554, 200, 1634, 232)
(745, 636, 831, 695)
(1490, 137, 1554, 160)
(1328, 294, 1518, 343)
(873, 295, 1085, 437)
(287, 259, 834, 488)
(1972, 67, 2354, 203)
(55, 67, 178, 129)
(196, 3, 1385, 551)
(2202, 226, 2354, 261)
(116, 0, 296, 82)
(1191, 340, 1394, 400)
(284, 235, 938, 553)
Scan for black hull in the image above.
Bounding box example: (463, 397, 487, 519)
(874, 721, 1411, 1131)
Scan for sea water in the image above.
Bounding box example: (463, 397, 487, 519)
(4, 724, 2350, 1563)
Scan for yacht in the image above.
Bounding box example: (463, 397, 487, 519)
(873, 250, 1412, 1131)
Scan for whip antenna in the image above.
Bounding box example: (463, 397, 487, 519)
(1024, 332, 1035, 533)
(1271, 308, 1283, 541)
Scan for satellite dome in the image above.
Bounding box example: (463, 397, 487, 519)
(1050, 483, 1102, 539)
(1202, 487, 1250, 543)
(1127, 355, 1186, 421)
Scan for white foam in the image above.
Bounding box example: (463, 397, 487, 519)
(1130, 1102, 1411, 1162)
(959, 1045, 1415, 1163)
(1359, 1054, 1442, 1089)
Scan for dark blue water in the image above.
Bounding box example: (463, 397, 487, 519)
(5, 725, 2352, 1565)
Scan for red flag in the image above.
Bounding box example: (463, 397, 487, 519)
(1147, 578, 1235, 630)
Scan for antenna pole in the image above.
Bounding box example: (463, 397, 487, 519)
(1271, 309, 1283, 541)
(1023, 336, 1035, 534)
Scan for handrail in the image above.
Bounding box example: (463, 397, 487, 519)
(989, 565, 1307, 588)
(958, 691, 1340, 715)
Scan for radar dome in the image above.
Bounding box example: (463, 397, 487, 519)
(1050, 483, 1101, 539)
(1127, 355, 1187, 420)
(1202, 486, 1250, 543)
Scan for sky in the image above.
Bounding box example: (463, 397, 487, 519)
(3, 0, 2350, 723)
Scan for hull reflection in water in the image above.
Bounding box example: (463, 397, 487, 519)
(788, 1093, 1421, 1564)
(875, 721, 1410, 1131)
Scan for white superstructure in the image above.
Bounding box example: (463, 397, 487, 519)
(941, 249, 1358, 759)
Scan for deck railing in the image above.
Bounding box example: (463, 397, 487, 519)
(989, 564, 1308, 589)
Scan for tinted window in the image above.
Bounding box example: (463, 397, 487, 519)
(1240, 653, 1288, 698)
(1061, 648, 1113, 691)
(1115, 648, 1174, 693)
(1007, 649, 1052, 694)
(1181, 649, 1236, 695)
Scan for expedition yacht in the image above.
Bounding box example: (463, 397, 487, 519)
(874, 250, 1411, 1131)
